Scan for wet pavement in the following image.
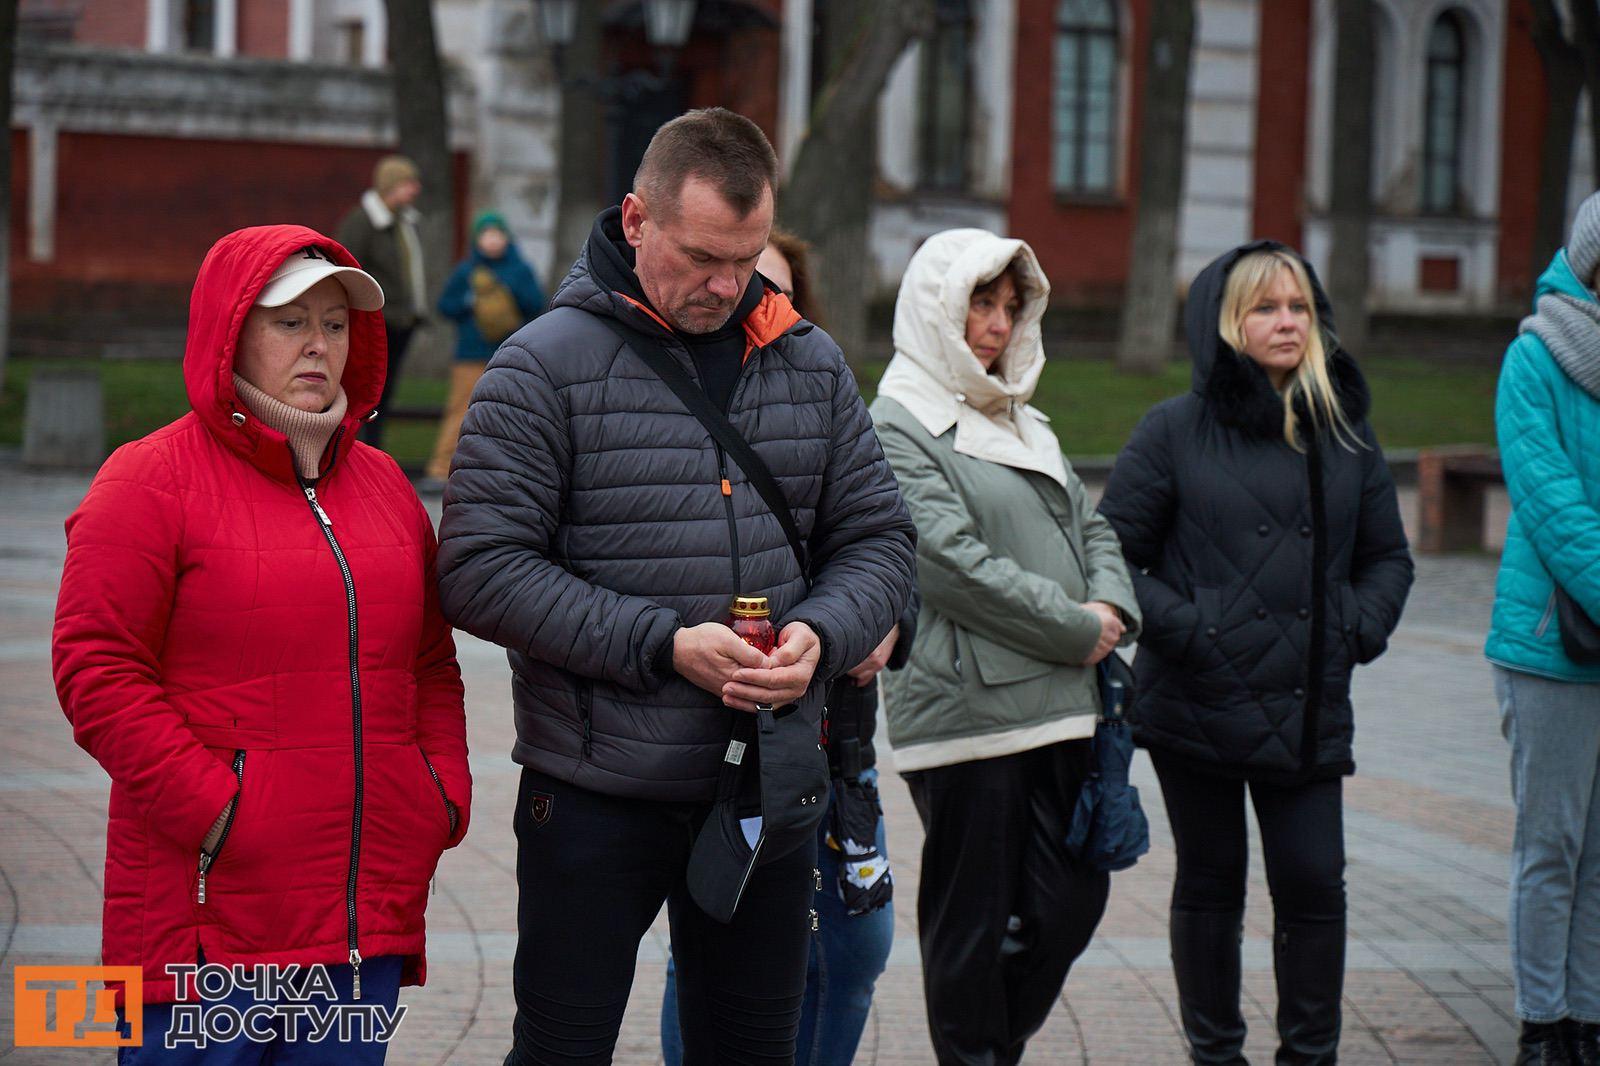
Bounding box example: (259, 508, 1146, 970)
(0, 467, 1521, 1063)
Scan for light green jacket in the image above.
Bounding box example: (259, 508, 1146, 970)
(873, 396, 1141, 771)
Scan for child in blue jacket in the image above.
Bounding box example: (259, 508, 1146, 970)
(426, 212, 544, 482)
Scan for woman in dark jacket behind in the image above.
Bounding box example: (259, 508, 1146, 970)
(1099, 241, 1412, 1065)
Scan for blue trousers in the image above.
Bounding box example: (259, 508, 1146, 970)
(661, 768, 895, 1066)
(1497, 666, 1600, 1023)
(117, 955, 403, 1065)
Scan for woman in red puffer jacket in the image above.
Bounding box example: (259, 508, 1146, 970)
(53, 224, 471, 1063)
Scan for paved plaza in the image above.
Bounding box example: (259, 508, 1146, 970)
(0, 466, 1523, 1063)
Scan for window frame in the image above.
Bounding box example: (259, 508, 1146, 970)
(917, 0, 974, 193)
(1420, 9, 1467, 216)
(1051, 0, 1121, 200)
(181, 0, 217, 53)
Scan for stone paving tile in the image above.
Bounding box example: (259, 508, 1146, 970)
(0, 469, 1527, 1063)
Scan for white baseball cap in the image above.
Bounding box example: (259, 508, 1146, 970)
(256, 246, 385, 311)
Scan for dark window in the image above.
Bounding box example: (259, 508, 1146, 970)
(339, 19, 366, 64)
(919, 0, 971, 191)
(606, 75, 688, 207)
(1053, 0, 1119, 195)
(1422, 12, 1465, 214)
(183, 0, 215, 52)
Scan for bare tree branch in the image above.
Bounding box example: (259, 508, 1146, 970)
(781, 0, 934, 363)
(1326, 0, 1375, 356)
(0, 0, 18, 392)
(1115, 0, 1196, 375)
(551, 1, 605, 283)
(1529, 0, 1584, 273)
(1564, 0, 1600, 188)
(383, 0, 454, 297)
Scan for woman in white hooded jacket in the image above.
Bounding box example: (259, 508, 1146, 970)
(871, 229, 1140, 1064)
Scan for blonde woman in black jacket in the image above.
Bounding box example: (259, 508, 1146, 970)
(1098, 241, 1412, 1065)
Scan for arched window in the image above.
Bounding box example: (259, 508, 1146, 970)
(1053, 0, 1119, 195)
(1422, 11, 1465, 214)
(919, 0, 972, 190)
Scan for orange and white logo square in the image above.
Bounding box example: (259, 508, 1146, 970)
(13, 965, 142, 1047)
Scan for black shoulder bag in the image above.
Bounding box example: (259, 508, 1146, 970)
(596, 313, 826, 922)
(1556, 587, 1600, 665)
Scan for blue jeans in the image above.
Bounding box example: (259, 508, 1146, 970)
(1497, 666, 1600, 1023)
(117, 955, 403, 1064)
(661, 768, 895, 1066)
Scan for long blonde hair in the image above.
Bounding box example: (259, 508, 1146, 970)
(1218, 250, 1362, 451)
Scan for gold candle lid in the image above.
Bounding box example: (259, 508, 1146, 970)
(730, 595, 771, 619)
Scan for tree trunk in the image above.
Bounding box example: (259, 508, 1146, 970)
(1114, 0, 1196, 375)
(781, 0, 934, 365)
(383, 0, 454, 311)
(551, 0, 605, 285)
(0, 0, 18, 393)
(1326, 0, 1375, 358)
(1564, 0, 1600, 189)
(1530, 0, 1584, 275)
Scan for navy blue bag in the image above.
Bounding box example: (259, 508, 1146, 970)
(1064, 653, 1151, 872)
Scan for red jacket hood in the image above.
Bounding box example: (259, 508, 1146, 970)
(185, 225, 387, 483)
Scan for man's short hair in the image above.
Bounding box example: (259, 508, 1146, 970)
(633, 108, 778, 219)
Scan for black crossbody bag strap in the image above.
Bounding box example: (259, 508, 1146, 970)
(599, 316, 810, 581)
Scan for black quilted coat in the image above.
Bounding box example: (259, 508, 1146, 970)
(1097, 241, 1413, 781)
(436, 210, 917, 802)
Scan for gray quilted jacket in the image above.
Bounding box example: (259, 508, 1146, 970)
(436, 210, 917, 802)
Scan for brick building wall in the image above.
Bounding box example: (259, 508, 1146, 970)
(1496, 1, 1549, 305)
(1250, 0, 1310, 249)
(238, 0, 289, 59)
(10, 44, 475, 347)
(1007, 0, 1151, 304)
(65, 0, 145, 49)
(14, 132, 470, 327)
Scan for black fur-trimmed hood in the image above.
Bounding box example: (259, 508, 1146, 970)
(1185, 240, 1371, 439)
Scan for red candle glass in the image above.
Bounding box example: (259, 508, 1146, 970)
(728, 595, 776, 655)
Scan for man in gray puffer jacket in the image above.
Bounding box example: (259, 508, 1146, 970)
(437, 108, 916, 1065)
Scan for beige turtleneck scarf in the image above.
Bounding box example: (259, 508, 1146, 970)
(232, 374, 349, 479)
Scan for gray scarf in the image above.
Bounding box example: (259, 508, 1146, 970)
(1522, 292, 1600, 401)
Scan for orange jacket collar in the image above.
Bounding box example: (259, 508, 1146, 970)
(617, 289, 803, 364)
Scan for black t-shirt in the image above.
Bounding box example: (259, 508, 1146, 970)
(680, 281, 764, 414)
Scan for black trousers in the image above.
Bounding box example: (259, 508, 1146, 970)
(506, 767, 817, 1066)
(362, 322, 414, 450)
(1148, 750, 1345, 922)
(904, 739, 1110, 1065)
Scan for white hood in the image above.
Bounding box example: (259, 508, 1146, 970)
(877, 228, 1066, 486)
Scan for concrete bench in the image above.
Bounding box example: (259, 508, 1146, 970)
(23, 368, 105, 469)
(1416, 446, 1501, 552)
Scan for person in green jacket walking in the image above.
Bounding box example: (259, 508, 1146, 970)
(1487, 190, 1600, 1066)
(871, 229, 1140, 1065)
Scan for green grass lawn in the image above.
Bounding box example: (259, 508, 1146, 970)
(860, 356, 1497, 455)
(1, 355, 1496, 469)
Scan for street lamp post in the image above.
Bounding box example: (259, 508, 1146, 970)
(535, 0, 577, 48)
(641, 0, 696, 48)
(536, 0, 700, 279)
(536, 0, 699, 58)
